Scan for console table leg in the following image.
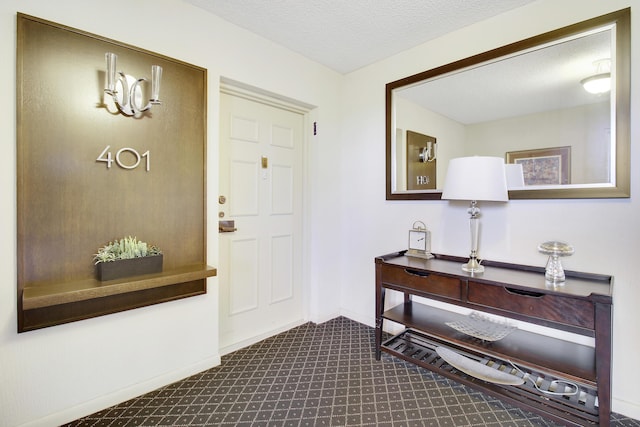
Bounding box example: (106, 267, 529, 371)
(375, 287, 386, 360)
(595, 301, 612, 427)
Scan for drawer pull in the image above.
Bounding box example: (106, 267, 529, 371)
(405, 268, 431, 278)
(505, 287, 544, 298)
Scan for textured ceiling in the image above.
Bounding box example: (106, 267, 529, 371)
(182, 0, 611, 124)
(398, 29, 612, 124)
(182, 0, 537, 74)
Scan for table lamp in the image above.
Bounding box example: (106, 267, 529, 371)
(442, 156, 508, 273)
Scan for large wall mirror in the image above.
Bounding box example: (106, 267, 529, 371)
(386, 8, 630, 200)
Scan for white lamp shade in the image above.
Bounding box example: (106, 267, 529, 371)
(505, 163, 525, 189)
(441, 156, 508, 202)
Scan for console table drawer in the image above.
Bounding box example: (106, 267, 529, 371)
(467, 281, 594, 329)
(381, 265, 460, 300)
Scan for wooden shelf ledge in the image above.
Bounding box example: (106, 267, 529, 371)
(23, 264, 217, 310)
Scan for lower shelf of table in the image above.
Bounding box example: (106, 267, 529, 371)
(383, 301, 597, 384)
(382, 329, 601, 426)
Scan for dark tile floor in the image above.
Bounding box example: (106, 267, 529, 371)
(65, 317, 639, 426)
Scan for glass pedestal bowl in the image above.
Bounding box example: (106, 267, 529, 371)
(538, 241, 574, 285)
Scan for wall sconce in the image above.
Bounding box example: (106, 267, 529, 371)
(418, 141, 436, 162)
(581, 59, 610, 94)
(104, 52, 162, 116)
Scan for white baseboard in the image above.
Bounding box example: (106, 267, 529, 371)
(613, 397, 640, 421)
(309, 310, 342, 325)
(339, 309, 374, 328)
(338, 310, 406, 335)
(20, 355, 221, 427)
(219, 319, 307, 356)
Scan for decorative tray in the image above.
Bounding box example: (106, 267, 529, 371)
(435, 346, 524, 385)
(446, 311, 516, 341)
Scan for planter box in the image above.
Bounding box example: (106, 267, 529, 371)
(96, 255, 163, 281)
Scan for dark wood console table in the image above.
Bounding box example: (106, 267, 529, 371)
(375, 252, 613, 426)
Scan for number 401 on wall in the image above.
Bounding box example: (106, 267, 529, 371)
(97, 146, 151, 171)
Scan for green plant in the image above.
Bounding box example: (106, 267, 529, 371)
(94, 236, 162, 264)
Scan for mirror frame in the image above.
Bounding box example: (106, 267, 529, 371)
(386, 8, 630, 200)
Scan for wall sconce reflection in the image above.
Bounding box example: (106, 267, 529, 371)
(418, 141, 436, 162)
(104, 52, 162, 116)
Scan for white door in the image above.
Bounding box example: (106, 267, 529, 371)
(218, 87, 306, 354)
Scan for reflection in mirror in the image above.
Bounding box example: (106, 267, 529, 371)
(386, 8, 630, 200)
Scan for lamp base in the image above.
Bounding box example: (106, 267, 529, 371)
(461, 257, 484, 273)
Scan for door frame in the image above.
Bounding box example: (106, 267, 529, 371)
(218, 78, 314, 347)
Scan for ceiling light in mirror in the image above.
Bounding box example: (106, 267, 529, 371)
(581, 59, 611, 94)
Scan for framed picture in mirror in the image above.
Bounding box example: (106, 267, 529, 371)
(506, 146, 571, 186)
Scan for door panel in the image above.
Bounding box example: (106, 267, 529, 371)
(272, 123, 295, 148)
(270, 234, 293, 303)
(230, 160, 259, 216)
(228, 238, 259, 315)
(230, 115, 259, 142)
(219, 90, 305, 353)
(271, 164, 293, 214)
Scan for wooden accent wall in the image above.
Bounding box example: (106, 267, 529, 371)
(16, 14, 214, 332)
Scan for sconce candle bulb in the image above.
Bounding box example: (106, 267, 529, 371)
(105, 52, 117, 95)
(104, 52, 163, 116)
(150, 65, 162, 104)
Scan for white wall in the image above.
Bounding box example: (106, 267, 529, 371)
(0, 1, 342, 426)
(469, 102, 611, 184)
(339, 0, 639, 419)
